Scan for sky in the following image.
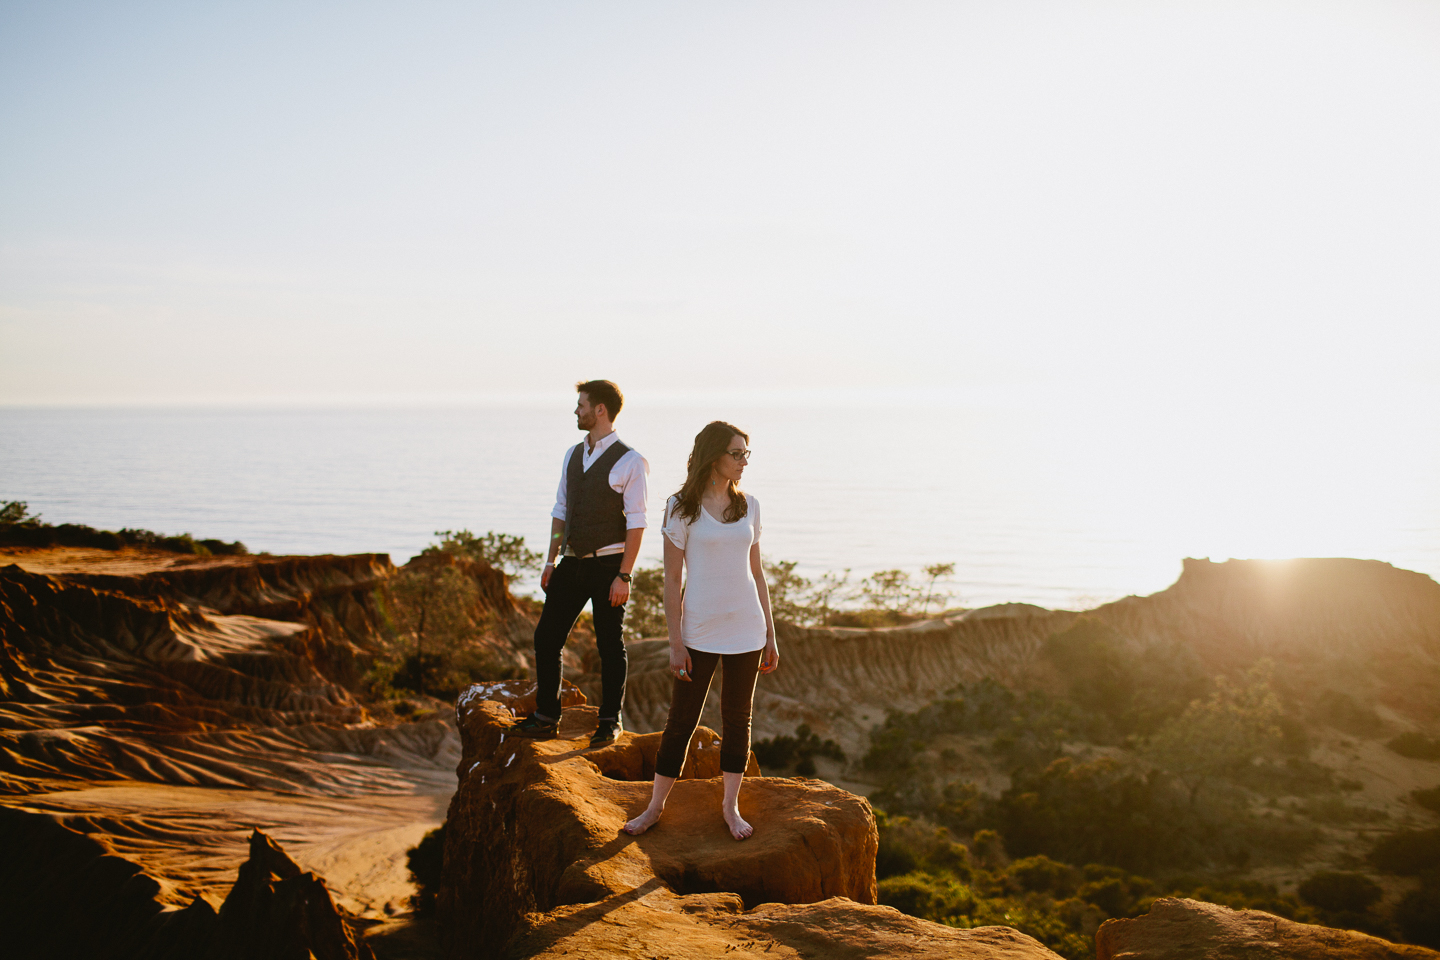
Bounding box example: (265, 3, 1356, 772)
(2, 1, 1440, 413)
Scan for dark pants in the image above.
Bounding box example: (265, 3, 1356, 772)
(655, 647, 763, 778)
(533, 554, 627, 720)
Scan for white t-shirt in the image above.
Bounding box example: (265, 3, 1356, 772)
(662, 493, 767, 655)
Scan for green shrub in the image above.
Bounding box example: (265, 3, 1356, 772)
(875, 813, 973, 880)
(1008, 855, 1079, 897)
(877, 872, 975, 921)
(995, 756, 1186, 874)
(1387, 732, 1440, 761)
(753, 723, 845, 776)
(1041, 618, 1137, 734)
(622, 565, 666, 640)
(1395, 883, 1440, 948)
(1369, 829, 1440, 876)
(423, 529, 541, 579)
(1297, 872, 1382, 913)
(0, 500, 38, 524)
(0, 505, 248, 555)
(1413, 786, 1440, 814)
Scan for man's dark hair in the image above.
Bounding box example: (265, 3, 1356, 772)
(576, 380, 624, 420)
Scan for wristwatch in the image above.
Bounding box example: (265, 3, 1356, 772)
(617, 572, 632, 583)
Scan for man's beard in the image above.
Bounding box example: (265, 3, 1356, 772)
(577, 412, 595, 431)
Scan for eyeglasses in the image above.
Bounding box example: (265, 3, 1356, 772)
(726, 449, 752, 463)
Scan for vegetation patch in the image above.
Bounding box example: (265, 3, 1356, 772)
(0, 500, 247, 555)
(1387, 732, 1440, 761)
(753, 724, 846, 776)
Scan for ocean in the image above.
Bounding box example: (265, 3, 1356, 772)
(3, 396, 1438, 608)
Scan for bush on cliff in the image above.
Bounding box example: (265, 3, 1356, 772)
(1040, 619, 1206, 741)
(622, 565, 667, 641)
(1387, 732, 1440, 761)
(372, 558, 523, 701)
(753, 724, 846, 776)
(1413, 785, 1440, 814)
(1295, 871, 1390, 937)
(761, 558, 957, 627)
(0, 501, 248, 555)
(1395, 881, 1440, 948)
(1369, 827, 1440, 876)
(872, 811, 1324, 960)
(996, 756, 1189, 874)
(421, 529, 541, 580)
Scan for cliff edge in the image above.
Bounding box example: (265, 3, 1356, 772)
(438, 681, 1064, 959)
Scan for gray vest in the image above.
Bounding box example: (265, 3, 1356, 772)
(563, 440, 631, 557)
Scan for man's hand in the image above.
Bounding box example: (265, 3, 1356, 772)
(610, 576, 630, 607)
(541, 563, 554, 593)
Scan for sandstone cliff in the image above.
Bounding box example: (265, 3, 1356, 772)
(618, 557, 1440, 767)
(1088, 557, 1440, 726)
(0, 558, 463, 796)
(439, 681, 1065, 959)
(621, 605, 1079, 760)
(1096, 897, 1440, 959)
(0, 805, 374, 959)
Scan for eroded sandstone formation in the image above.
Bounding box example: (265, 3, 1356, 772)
(0, 559, 461, 796)
(1096, 897, 1440, 960)
(1089, 557, 1440, 725)
(0, 805, 373, 959)
(617, 557, 1440, 763)
(439, 683, 1064, 960)
(620, 604, 1079, 758)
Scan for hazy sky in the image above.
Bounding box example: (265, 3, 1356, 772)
(3, 1, 1439, 409)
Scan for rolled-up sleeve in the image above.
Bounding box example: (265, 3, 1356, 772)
(662, 496, 688, 550)
(614, 451, 649, 529)
(551, 447, 573, 522)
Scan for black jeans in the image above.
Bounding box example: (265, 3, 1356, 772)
(533, 554, 627, 720)
(654, 647, 763, 779)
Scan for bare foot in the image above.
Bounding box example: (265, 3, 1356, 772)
(624, 807, 663, 836)
(723, 808, 753, 841)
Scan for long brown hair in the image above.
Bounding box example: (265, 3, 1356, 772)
(670, 421, 749, 524)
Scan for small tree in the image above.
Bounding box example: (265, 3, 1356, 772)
(920, 562, 956, 614)
(764, 558, 812, 624)
(808, 569, 852, 626)
(1145, 660, 1284, 809)
(424, 530, 542, 581)
(0, 500, 39, 525)
(861, 569, 920, 618)
(384, 565, 483, 698)
(623, 565, 667, 641)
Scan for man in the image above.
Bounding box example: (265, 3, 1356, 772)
(513, 379, 647, 747)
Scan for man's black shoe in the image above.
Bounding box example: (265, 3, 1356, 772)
(588, 716, 623, 749)
(511, 713, 558, 739)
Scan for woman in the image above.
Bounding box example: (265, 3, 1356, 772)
(623, 421, 779, 841)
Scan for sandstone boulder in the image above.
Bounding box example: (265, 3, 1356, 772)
(1096, 897, 1440, 960)
(440, 687, 1060, 960)
(508, 889, 1063, 959)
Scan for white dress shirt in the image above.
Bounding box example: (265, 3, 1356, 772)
(551, 431, 649, 556)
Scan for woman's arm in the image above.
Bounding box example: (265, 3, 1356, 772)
(749, 542, 780, 674)
(664, 534, 692, 680)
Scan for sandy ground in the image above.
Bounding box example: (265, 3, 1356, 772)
(0, 546, 259, 576)
(2, 781, 451, 919)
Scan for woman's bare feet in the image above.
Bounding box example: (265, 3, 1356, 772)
(624, 807, 663, 836)
(723, 808, 753, 840)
